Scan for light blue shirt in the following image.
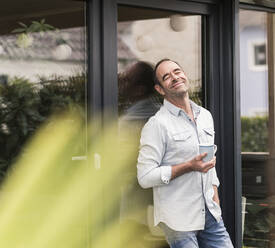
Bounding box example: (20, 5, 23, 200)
(137, 99, 221, 231)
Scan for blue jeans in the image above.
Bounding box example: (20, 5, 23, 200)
(160, 207, 234, 248)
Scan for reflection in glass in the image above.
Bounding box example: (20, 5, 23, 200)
(117, 6, 202, 248)
(240, 9, 275, 248)
(254, 43, 267, 65)
(0, 1, 87, 181)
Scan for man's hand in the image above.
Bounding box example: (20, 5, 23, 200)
(171, 153, 216, 179)
(190, 153, 216, 173)
(213, 185, 220, 205)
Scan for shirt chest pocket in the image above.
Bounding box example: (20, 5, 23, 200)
(201, 127, 215, 144)
(167, 130, 196, 161)
(171, 131, 193, 149)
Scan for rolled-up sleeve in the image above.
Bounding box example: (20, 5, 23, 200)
(137, 118, 172, 189)
(211, 168, 220, 187)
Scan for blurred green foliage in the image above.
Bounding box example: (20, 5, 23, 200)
(241, 116, 268, 152)
(0, 75, 86, 181)
(0, 113, 148, 248)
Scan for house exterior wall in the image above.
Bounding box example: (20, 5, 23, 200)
(240, 26, 268, 116)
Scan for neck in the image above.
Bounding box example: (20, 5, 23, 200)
(165, 94, 194, 120)
(166, 93, 190, 110)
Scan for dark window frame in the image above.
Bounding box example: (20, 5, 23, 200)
(240, 2, 275, 11)
(86, 0, 242, 247)
(240, 3, 275, 14)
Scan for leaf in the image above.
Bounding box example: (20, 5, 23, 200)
(31, 21, 41, 25)
(28, 23, 40, 32)
(11, 28, 26, 34)
(44, 24, 55, 30)
(41, 19, 45, 24)
(18, 22, 27, 28)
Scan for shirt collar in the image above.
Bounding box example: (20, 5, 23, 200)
(190, 100, 201, 119)
(163, 99, 201, 118)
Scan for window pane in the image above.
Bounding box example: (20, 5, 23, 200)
(240, 10, 268, 152)
(240, 9, 275, 248)
(117, 6, 202, 247)
(0, 1, 87, 180)
(0, 2, 87, 244)
(118, 7, 202, 117)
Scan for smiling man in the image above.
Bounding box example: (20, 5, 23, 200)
(137, 59, 233, 248)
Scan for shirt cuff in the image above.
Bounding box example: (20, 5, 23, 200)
(160, 166, 172, 184)
(212, 177, 220, 187)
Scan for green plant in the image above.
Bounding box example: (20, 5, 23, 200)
(11, 19, 55, 48)
(0, 113, 145, 248)
(12, 19, 55, 34)
(38, 75, 86, 117)
(241, 116, 268, 152)
(0, 78, 43, 176)
(0, 75, 86, 182)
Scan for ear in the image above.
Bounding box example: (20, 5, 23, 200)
(154, 84, 165, 96)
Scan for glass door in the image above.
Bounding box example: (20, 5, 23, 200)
(240, 8, 275, 248)
(0, 0, 88, 246)
(117, 5, 203, 248)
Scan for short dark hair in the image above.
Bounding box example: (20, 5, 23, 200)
(153, 58, 182, 85)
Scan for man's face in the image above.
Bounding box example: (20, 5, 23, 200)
(155, 60, 190, 98)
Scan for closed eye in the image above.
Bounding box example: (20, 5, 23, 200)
(174, 69, 182, 74)
(163, 74, 170, 81)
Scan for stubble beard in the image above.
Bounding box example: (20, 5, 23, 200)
(171, 90, 188, 98)
(168, 79, 189, 98)
(164, 87, 189, 101)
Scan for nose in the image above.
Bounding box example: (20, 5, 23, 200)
(170, 72, 179, 81)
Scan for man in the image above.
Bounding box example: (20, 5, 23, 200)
(137, 59, 233, 248)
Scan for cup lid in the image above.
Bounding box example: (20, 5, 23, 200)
(199, 143, 213, 147)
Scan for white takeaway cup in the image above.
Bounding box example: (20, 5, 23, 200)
(199, 144, 217, 162)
